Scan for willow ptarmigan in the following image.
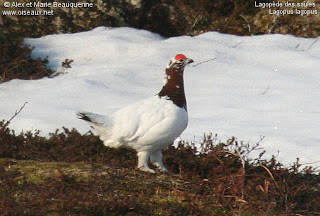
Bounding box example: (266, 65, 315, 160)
(77, 54, 194, 173)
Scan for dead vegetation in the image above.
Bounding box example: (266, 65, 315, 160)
(1, 116, 319, 215)
(1, 0, 319, 38)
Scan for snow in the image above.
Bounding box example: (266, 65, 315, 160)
(1, 27, 319, 167)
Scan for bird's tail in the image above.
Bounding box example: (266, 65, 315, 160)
(77, 111, 96, 123)
(77, 111, 121, 147)
(77, 111, 111, 136)
(76, 111, 111, 127)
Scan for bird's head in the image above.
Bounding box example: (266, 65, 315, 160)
(167, 54, 194, 69)
(159, 54, 193, 109)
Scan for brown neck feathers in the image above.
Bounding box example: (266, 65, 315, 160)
(158, 66, 187, 110)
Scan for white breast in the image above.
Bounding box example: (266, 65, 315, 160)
(104, 96, 188, 152)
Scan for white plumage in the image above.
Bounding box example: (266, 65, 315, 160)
(77, 54, 193, 173)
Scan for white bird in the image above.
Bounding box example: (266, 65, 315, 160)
(77, 54, 194, 173)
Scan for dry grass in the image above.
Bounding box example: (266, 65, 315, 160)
(1, 115, 319, 215)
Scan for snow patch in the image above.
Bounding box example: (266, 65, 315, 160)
(1, 27, 320, 166)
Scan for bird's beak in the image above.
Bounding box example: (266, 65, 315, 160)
(187, 58, 194, 64)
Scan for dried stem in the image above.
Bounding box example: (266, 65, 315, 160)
(192, 58, 217, 67)
(239, 14, 252, 35)
(1, 102, 28, 131)
(259, 164, 280, 190)
(188, 15, 202, 35)
(307, 37, 318, 51)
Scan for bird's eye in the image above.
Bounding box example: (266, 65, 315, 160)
(179, 59, 184, 62)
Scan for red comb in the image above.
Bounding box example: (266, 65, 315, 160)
(175, 54, 187, 60)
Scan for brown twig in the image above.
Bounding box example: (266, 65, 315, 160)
(307, 37, 318, 51)
(232, 39, 246, 48)
(239, 14, 252, 35)
(188, 15, 202, 35)
(259, 164, 280, 190)
(192, 58, 217, 67)
(219, 149, 246, 200)
(1, 102, 28, 131)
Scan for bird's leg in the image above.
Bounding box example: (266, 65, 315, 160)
(150, 151, 169, 172)
(137, 151, 155, 173)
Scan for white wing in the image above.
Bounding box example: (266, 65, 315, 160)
(107, 96, 188, 151)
